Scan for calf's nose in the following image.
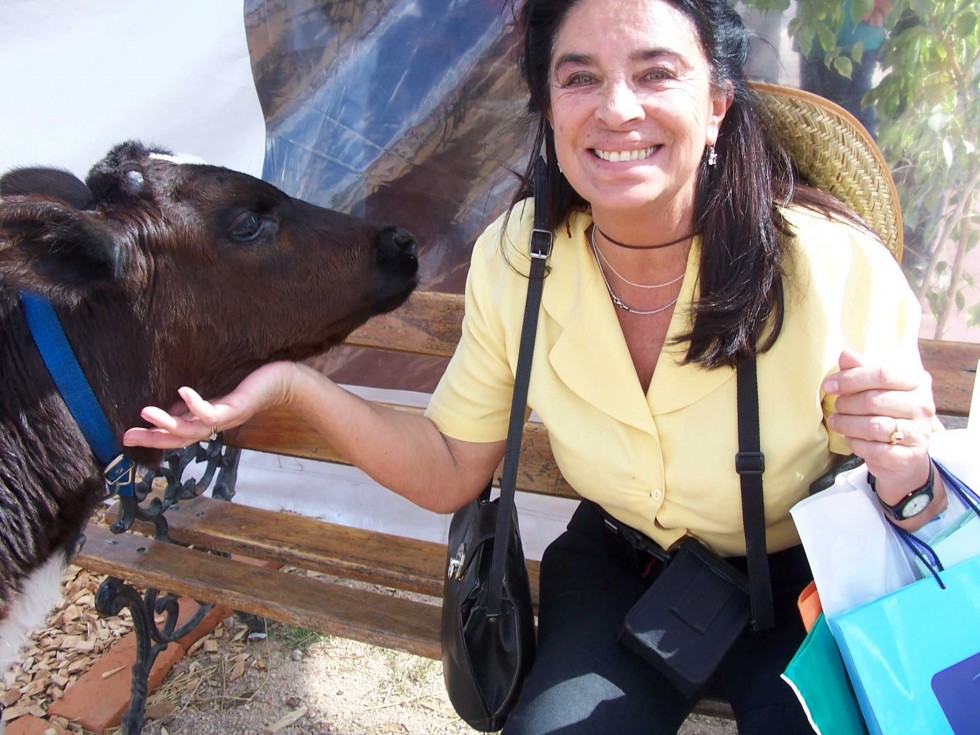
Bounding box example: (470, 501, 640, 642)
(380, 226, 418, 258)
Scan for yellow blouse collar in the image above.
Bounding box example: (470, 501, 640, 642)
(540, 212, 734, 431)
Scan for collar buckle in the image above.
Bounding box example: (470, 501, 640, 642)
(104, 454, 136, 498)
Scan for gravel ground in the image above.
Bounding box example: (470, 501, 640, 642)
(134, 616, 736, 735)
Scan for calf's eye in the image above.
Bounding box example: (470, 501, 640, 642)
(228, 211, 272, 242)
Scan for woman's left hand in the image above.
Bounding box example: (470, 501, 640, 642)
(821, 347, 938, 509)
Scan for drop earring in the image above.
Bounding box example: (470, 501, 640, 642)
(706, 146, 718, 167)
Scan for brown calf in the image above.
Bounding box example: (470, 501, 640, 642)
(0, 141, 417, 669)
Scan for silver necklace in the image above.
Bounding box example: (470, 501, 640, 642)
(590, 226, 685, 289)
(590, 227, 681, 315)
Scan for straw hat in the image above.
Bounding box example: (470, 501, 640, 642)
(750, 81, 903, 263)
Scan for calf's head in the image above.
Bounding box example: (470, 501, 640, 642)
(0, 141, 418, 462)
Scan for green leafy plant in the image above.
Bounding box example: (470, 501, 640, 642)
(740, 0, 979, 337)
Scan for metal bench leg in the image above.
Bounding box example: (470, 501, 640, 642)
(95, 579, 213, 735)
(88, 439, 241, 734)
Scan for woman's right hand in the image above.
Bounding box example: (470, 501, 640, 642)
(124, 360, 504, 513)
(122, 361, 298, 450)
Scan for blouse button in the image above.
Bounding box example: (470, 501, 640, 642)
(652, 488, 664, 501)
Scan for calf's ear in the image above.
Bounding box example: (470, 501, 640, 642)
(0, 167, 95, 210)
(0, 200, 122, 305)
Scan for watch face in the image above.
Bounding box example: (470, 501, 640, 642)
(899, 493, 932, 518)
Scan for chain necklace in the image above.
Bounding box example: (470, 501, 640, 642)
(589, 227, 681, 316)
(590, 226, 685, 289)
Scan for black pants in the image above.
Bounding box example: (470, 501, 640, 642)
(503, 501, 814, 735)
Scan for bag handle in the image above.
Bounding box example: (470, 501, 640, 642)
(894, 459, 980, 590)
(736, 360, 775, 631)
(934, 458, 980, 516)
(487, 157, 551, 615)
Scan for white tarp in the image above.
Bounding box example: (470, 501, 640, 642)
(0, 0, 265, 177)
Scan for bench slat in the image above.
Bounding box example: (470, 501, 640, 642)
(344, 291, 979, 418)
(107, 494, 542, 605)
(77, 523, 443, 659)
(224, 406, 576, 499)
(345, 290, 463, 358)
(918, 339, 979, 419)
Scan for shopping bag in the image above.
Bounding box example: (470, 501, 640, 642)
(928, 429, 979, 491)
(787, 428, 979, 733)
(791, 429, 979, 617)
(790, 468, 916, 616)
(829, 553, 980, 735)
(781, 613, 868, 735)
(797, 580, 823, 633)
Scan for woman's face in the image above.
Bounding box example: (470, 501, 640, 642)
(548, 0, 731, 224)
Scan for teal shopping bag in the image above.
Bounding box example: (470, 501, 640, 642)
(781, 613, 867, 735)
(829, 554, 980, 735)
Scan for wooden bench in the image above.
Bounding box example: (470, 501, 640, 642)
(75, 289, 980, 732)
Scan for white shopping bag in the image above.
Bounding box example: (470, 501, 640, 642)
(790, 428, 979, 618)
(928, 429, 979, 489)
(790, 467, 916, 617)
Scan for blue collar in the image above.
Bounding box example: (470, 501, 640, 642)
(19, 292, 136, 497)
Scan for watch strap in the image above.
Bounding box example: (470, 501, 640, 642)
(868, 460, 935, 520)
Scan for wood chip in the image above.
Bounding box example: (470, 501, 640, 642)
(24, 677, 48, 697)
(0, 688, 20, 707)
(266, 705, 308, 732)
(229, 659, 247, 682)
(144, 700, 175, 720)
(2, 703, 46, 722)
(60, 604, 84, 624)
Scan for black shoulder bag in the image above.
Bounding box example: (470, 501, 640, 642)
(440, 159, 551, 732)
(618, 359, 774, 697)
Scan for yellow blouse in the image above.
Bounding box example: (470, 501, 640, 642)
(425, 201, 922, 556)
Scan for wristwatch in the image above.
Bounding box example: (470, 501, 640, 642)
(868, 461, 935, 521)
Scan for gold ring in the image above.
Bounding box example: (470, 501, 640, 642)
(888, 420, 904, 445)
(208, 424, 219, 441)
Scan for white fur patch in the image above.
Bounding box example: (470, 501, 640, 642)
(149, 151, 210, 166)
(0, 555, 65, 673)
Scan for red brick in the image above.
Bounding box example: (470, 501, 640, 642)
(47, 633, 184, 734)
(174, 597, 233, 651)
(6, 714, 70, 735)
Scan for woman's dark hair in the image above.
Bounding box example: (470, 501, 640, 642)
(509, 0, 855, 368)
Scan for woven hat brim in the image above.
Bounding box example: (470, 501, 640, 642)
(750, 81, 903, 263)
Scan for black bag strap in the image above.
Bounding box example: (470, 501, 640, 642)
(735, 359, 774, 631)
(487, 158, 551, 614)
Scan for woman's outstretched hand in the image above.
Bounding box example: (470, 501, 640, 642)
(122, 361, 297, 450)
